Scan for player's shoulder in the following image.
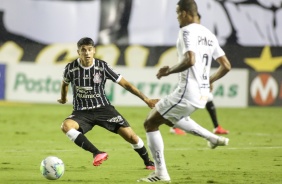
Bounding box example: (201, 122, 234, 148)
(95, 58, 108, 65)
(185, 23, 209, 32)
(95, 58, 114, 70)
(181, 23, 204, 35)
(182, 23, 200, 30)
(64, 59, 79, 68)
(187, 24, 216, 38)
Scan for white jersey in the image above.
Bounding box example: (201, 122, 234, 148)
(176, 23, 225, 108)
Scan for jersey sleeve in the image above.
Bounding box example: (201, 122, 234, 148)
(104, 63, 122, 83)
(180, 27, 197, 55)
(62, 64, 71, 84)
(212, 38, 225, 60)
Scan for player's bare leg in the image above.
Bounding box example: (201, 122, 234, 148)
(61, 119, 108, 166)
(138, 108, 171, 182)
(118, 127, 155, 170)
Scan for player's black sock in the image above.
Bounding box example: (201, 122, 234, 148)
(134, 146, 151, 165)
(74, 134, 101, 156)
(206, 101, 219, 128)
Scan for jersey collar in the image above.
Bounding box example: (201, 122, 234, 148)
(77, 58, 95, 69)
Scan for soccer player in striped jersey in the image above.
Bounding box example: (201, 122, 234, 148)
(138, 0, 231, 182)
(58, 37, 156, 170)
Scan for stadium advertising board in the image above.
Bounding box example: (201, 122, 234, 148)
(249, 71, 282, 106)
(211, 69, 248, 107)
(107, 68, 248, 107)
(0, 63, 5, 99)
(245, 46, 282, 106)
(5, 63, 68, 103)
(5, 64, 247, 107)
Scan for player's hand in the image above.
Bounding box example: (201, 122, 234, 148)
(156, 66, 170, 79)
(57, 98, 67, 104)
(146, 99, 160, 109)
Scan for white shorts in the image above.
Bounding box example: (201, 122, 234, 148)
(155, 90, 198, 124)
(208, 92, 213, 102)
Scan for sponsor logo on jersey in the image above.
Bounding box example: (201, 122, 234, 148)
(83, 75, 91, 80)
(76, 86, 101, 98)
(76, 86, 93, 90)
(76, 93, 101, 98)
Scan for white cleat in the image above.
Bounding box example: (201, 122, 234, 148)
(208, 136, 229, 149)
(137, 172, 171, 183)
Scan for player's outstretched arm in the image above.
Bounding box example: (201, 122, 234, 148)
(210, 55, 231, 84)
(57, 81, 69, 104)
(156, 51, 195, 79)
(118, 77, 157, 108)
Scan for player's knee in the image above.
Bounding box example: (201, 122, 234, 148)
(60, 122, 67, 133)
(130, 134, 139, 144)
(60, 120, 75, 133)
(123, 133, 138, 144)
(118, 127, 138, 144)
(144, 119, 156, 132)
(143, 119, 149, 129)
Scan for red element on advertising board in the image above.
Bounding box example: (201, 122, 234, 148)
(251, 74, 278, 106)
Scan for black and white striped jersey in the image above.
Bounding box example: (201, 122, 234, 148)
(62, 58, 122, 110)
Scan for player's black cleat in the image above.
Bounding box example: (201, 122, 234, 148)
(145, 160, 155, 170)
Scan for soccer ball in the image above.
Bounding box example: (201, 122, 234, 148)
(40, 156, 65, 180)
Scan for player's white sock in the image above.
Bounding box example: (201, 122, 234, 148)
(66, 128, 81, 141)
(146, 131, 170, 179)
(174, 117, 218, 144)
(131, 136, 144, 149)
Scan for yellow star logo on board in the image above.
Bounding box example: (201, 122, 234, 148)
(244, 46, 282, 72)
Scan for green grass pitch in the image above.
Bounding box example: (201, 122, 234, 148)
(0, 102, 282, 184)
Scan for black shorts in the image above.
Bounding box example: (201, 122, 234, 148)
(65, 105, 130, 134)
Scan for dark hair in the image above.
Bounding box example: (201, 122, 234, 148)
(197, 12, 201, 19)
(77, 37, 95, 48)
(177, 0, 198, 16)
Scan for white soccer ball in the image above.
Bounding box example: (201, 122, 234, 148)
(40, 156, 65, 180)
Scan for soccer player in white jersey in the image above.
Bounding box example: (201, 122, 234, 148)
(138, 0, 231, 182)
(170, 13, 229, 136)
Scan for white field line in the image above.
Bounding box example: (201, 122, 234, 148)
(236, 133, 282, 137)
(1, 146, 282, 153)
